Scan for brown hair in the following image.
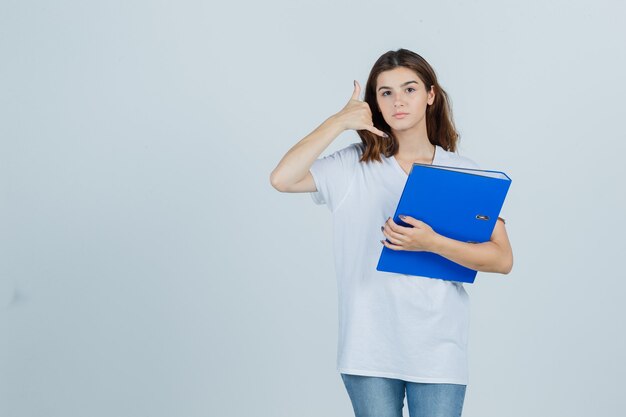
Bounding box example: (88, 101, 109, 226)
(357, 48, 460, 163)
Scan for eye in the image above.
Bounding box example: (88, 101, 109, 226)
(382, 91, 390, 96)
(407, 87, 415, 93)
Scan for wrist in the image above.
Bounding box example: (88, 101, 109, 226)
(430, 233, 447, 255)
(324, 114, 346, 133)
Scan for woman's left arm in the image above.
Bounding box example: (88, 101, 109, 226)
(382, 216, 513, 274)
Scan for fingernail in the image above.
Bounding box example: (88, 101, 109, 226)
(383, 133, 389, 138)
(380, 226, 384, 232)
(380, 240, 385, 244)
(399, 215, 406, 220)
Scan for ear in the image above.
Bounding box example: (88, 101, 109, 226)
(428, 85, 435, 105)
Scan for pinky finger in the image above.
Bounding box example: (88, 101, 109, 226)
(381, 239, 402, 251)
(369, 127, 389, 138)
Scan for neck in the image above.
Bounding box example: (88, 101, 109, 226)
(393, 123, 434, 161)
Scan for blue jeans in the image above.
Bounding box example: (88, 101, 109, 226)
(341, 373, 467, 417)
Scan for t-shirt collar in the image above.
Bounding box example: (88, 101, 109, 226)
(390, 145, 445, 178)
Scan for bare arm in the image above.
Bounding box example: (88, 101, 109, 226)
(269, 80, 387, 193)
(269, 116, 345, 192)
(431, 218, 513, 274)
(383, 216, 513, 274)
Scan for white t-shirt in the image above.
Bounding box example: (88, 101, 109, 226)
(309, 141, 491, 385)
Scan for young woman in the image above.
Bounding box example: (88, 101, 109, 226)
(270, 48, 513, 417)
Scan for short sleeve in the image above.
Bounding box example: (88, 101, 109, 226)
(309, 142, 361, 212)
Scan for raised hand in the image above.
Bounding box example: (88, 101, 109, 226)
(332, 80, 388, 138)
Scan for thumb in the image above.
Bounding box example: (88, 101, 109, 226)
(351, 80, 361, 101)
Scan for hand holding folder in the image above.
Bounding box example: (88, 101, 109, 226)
(376, 163, 512, 283)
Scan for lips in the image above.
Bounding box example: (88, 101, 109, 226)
(393, 113, 409, 118)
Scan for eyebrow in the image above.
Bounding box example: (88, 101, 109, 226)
(377, 80, 419, 92)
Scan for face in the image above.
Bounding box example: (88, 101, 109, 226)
(375, 67, 435, 132)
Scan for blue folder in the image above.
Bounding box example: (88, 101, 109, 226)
(376, 163, 512, 283)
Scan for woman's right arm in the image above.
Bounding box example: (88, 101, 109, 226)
(269, 80, 387, 193)
(269, 116, 345, 192)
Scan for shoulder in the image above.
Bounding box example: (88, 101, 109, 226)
(438, 147, 481, 170)
(312, 142, 363, 175)
(324, 141, 363, 161)
(344, 142, 364, 157)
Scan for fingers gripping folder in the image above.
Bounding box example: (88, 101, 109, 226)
(376, 163, 512, 284)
